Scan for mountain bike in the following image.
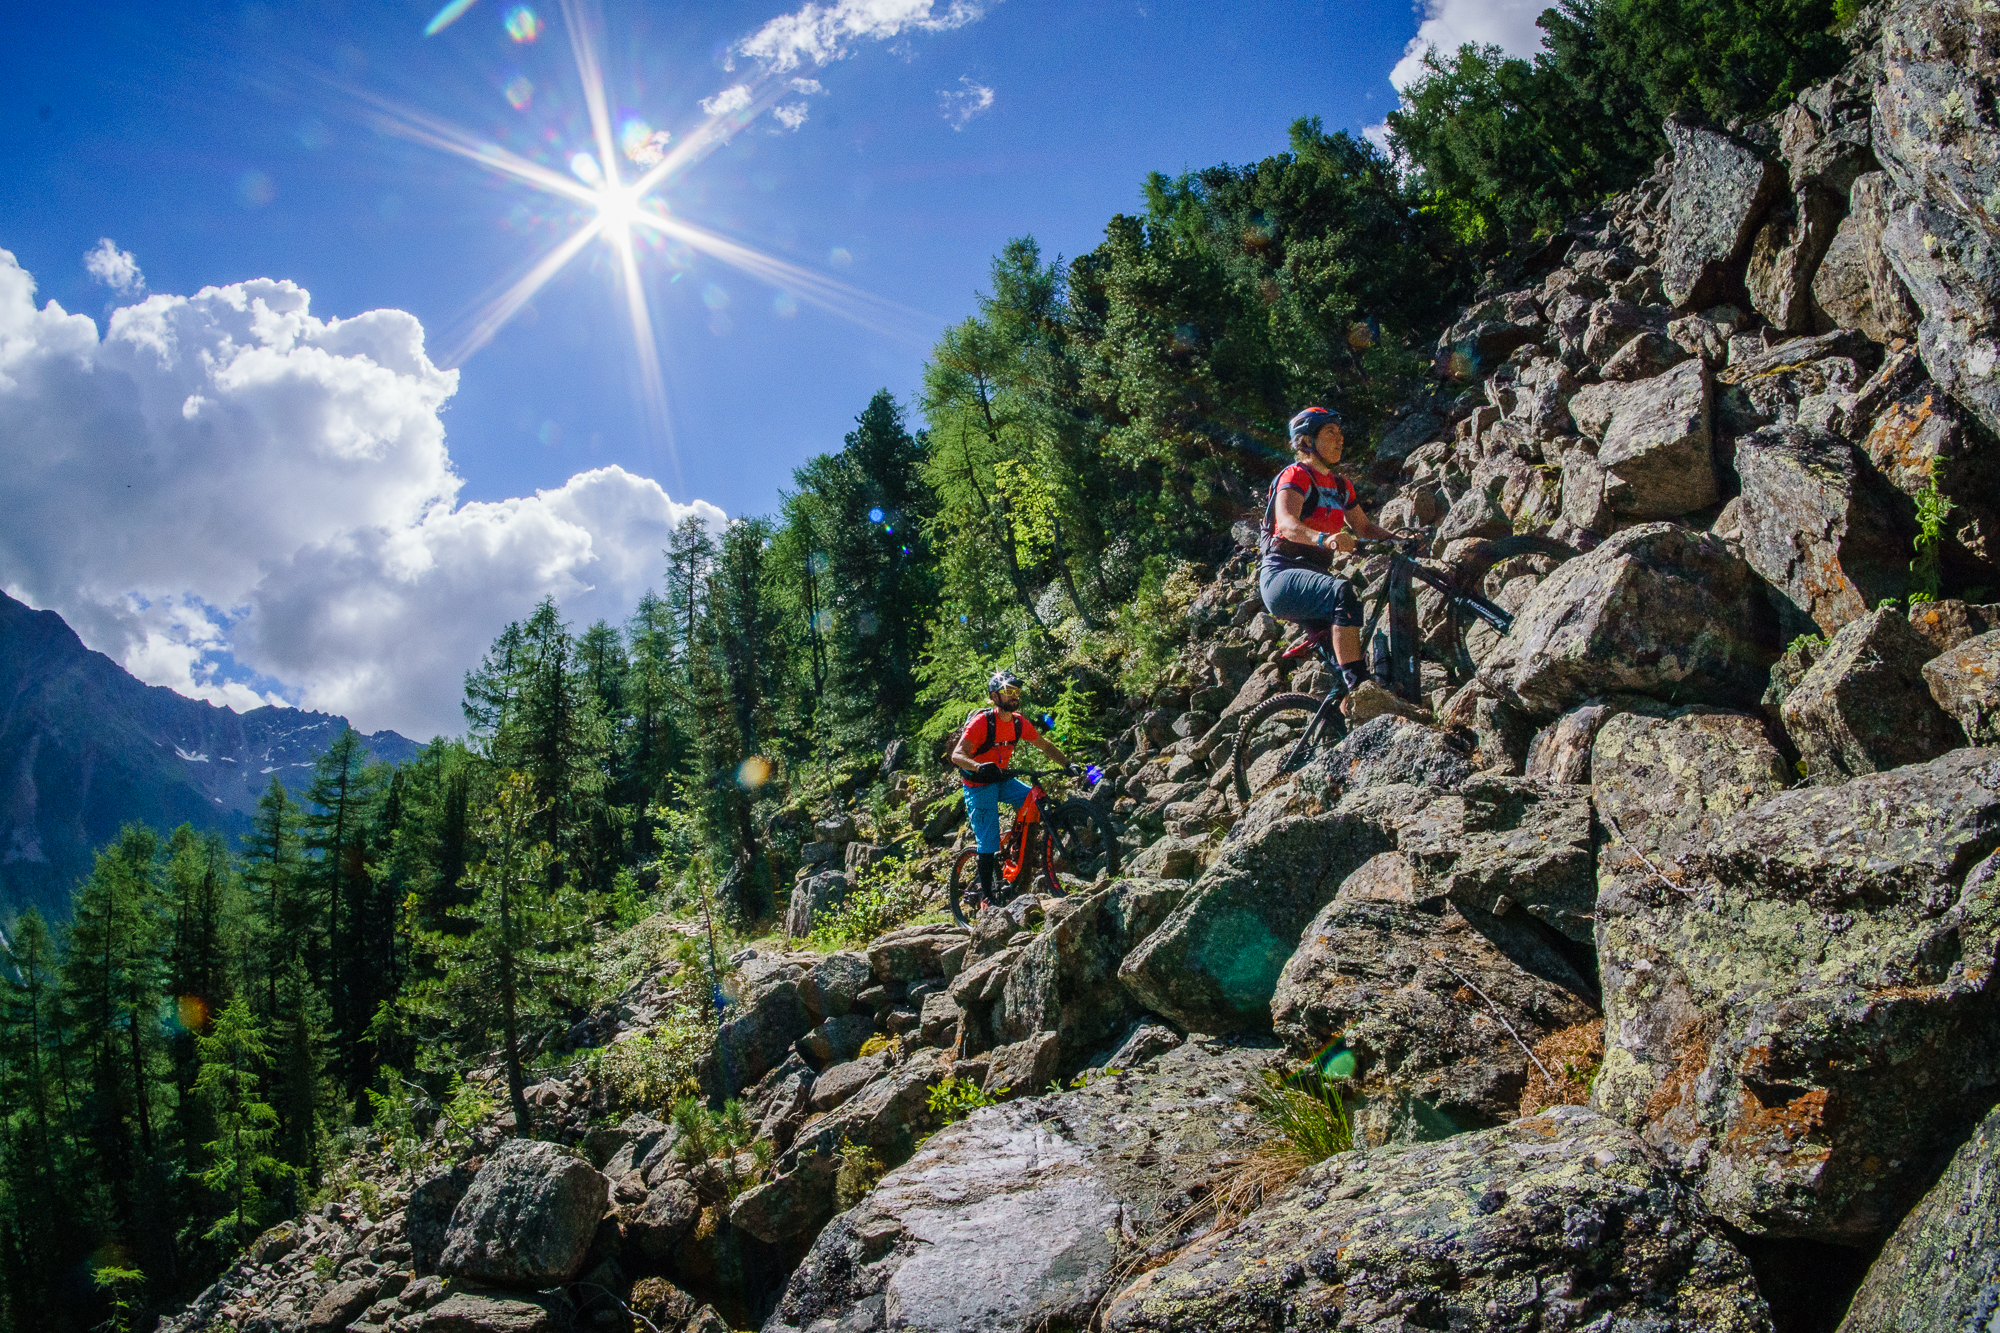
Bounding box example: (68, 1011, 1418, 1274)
(1232, 533, 1578, 801)
(947, 770, 1120, 925)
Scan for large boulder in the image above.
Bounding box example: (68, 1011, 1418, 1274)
(1435, 289, 1543, 379)
(1735, 425, 1913, 638)
(437, 1140, 608, 1287)
(1272, 867, 1598, 1145)
(1781, 605, 1964, 781)
(1479, 523, 1778, 718)
(983, 879, 1186, 1071)
(705, 954, 817, 1096)
(421, 1291, 559, 1333)
(1592, 748, 2000, 1242)
(1394, 775, 1597, 942)
(1878, 192, 2000, 440)
(1924, 628, 2000, 743)
(1659, 123, 1785, 310)
(763, 1039, 1280, 1333)
(1813, 172, 1922, 343)
(1116, 786, 1403, 1033)
(1836, 1102, 2000, 1332)
(407, 1159, 478, 1276)
(1589, 705, 1791, 881)
(1594, 358, 1717, 518)
(1103, 1105, 1772, 1333)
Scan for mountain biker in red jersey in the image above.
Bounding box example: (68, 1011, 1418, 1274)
(1259, 406, 1403, 707)
(949, 671, 1082, 909)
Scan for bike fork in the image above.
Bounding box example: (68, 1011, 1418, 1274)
(1280, 678, 1347, 774)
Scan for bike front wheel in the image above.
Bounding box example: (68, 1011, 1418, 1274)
(1042, 798, 1121, 891)
(1232, 692, 1348, 802)
(947, 848, 981, 926)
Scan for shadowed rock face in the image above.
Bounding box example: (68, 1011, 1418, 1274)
(1837, 1101, 2000, 1332)
(1659, 123, 1785, 310)
(1925, 629, 2000, 743)
(1594, 747, 2000, 1243)
(1781, 606, 1964, 780)
(763, 1039, 1279, 1333)
(1273, 882, 1598, 1147)
(1103, 1105, 1773, 1333)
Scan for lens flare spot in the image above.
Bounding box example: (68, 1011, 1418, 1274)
(772, 291, 798, 317)
(701, 283, 730, 311)
(737, 755, 772, 789)
(569, 152, 604, 187)
(503, 5, 543, 42)
(538, 419, 563, 446)
(177, 995, 209, 1032)
(423, 0, 479, 35)
(237, 170, 275, 207)
(1308, 1038, 1360, 1080)
(828, 247, 853, 269)
(621, 119, 672, 166)
(504, 76, 535, 110)
(810, 609, 836, 632)
(868, 507, 885, 523)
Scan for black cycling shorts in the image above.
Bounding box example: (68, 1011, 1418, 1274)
(1260, 565, 1363, 629)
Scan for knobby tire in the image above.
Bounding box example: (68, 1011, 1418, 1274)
(1232, 691, 1348, 802)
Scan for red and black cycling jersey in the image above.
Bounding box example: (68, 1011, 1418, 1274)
(1260, 462, 1357, 572)
(955, 707, 1039, 787)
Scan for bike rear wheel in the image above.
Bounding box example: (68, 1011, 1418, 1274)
(947, 848, 981, 926)
(1232, 691, 1348, 802)
(1042, 798, 1120, 891)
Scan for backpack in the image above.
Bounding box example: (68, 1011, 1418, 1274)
(1260, 464, 1353, 562)
(949, 708, 1023, 781)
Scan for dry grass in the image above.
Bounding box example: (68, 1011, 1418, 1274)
(1518, 1018, 1605, 1118)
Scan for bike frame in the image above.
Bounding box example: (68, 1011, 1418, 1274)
(1266, 540, 1518, 775)
(1000, 776, 1046, 885)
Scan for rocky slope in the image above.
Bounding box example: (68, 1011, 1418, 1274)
(0, 591, 420, 926)
(156, 0, 2000, 1328)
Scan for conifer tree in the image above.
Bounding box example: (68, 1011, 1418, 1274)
(192, 996, 283, 1246)
(268, 956, 336, 1184)
(409, 773, 595, 1136)
(303, 729, 385, 1088)
(241, 778, 306, 1015)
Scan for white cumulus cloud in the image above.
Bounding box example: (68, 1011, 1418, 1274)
(1388, 0, 1549, 90)
(0, 246, 723, 740)
(772, 102, 810, 130)
(700, 84, 755, 117)
(939, 76, 993, 130)
(734, 0, 994, 72)
(83, 238, 143, 294)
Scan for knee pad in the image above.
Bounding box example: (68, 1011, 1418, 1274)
(1331, 579, 1363, 628)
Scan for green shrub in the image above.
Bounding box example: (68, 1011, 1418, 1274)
(1911, 457, 1953, 602)
(808, 857, 935, 949)
(927, 1075, 1004, 1125)
(835, 1140, 886, 1209)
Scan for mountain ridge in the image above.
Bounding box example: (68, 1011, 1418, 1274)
(0, 590, 421, 926)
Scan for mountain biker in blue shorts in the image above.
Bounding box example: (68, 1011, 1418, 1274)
(1260, 406, 1403, 708)
(949, 671, 1082, 908)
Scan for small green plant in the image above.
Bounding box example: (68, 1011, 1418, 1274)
(927, 1075, 1004, 1124)
(669, 1096, 773, 1199)
(834, 1139, 886, 1209)
(1911, 457, 1953, 602)
(1252, 1068, 1355, 1167)
(312, 1253, 337, 1281)
(808, 857, 934, 949)
(92, 1266, 145, 1333)
(857, 1034, 896, 1059)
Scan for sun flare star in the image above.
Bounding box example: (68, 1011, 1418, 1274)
(357, 0, 933, 466)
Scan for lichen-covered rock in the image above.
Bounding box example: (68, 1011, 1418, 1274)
(620, 1177, 699, 1266)
(437, 1140, 608, 1287)
(1862, 382, 2000, 576)
(1589, 705, 1790, 877)
(1593, 748, 2000, 1242)
(1480, 523, 1778, 718)
(1736, 425, 1913, 638)
(1103, 1105, 1772, 1333)
(705, 954, 817, 1096)
(866, 924, 970, 983)
(1716, 329, 1869, 437)
(1781, 605, 1963, 780)
(421, 1290, 559, 1333)
(1659, 123, 1785, 309)
(764, 1039, 1279, 1333)
(408, 1159, 478, 1275)
(1836, 1102, 2000, 1332)
(1906, 597, 2000, 653)
(799, 951, 873, 1022)
(1594, 357, 1717, 518)
(1924, 627, 2000, 743)
(1523, 701, 1616, 783)
(1272, 875, 1597, 1146)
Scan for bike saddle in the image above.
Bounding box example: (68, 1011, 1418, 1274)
(1280, 626, 1332, 659)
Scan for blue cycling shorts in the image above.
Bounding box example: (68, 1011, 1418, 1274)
(961, 777, 1031, 854)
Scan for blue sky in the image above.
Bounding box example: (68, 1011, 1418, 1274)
(0, 0, 1546, 736)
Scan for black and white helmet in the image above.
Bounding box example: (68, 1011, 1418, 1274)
(987, 670, 1023, 696)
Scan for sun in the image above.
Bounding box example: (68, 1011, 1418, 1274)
(355, 0, 932, 462)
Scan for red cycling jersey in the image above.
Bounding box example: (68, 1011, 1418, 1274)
(956, 707, 1039, 786)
